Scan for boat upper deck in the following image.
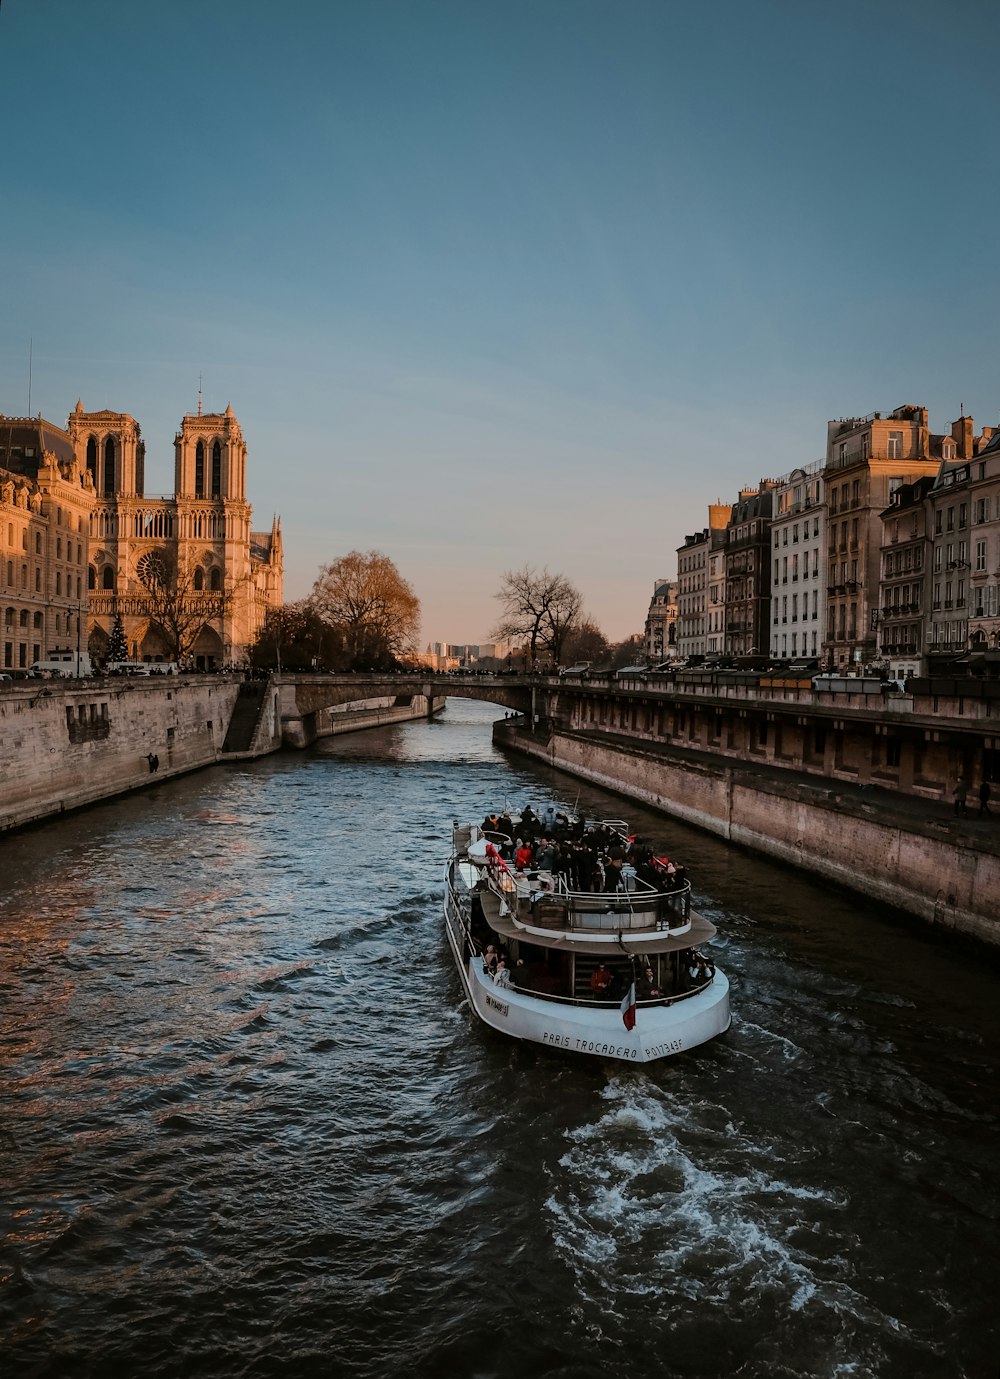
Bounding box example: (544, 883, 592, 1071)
(452, 816, 711, 954)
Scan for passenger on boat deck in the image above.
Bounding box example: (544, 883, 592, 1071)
(493, 958, 512, 988)
(515, 840, 534, 871)
(603, 856, 623, 892)
(637, 966, 661, 999)
(590, 962, 612, 997)
(484, 945, 498, 976)
(496, 812, 514, 840)
(542, 803, 557, 830)
(688, 952, 715, 985)
(535, 839, 555, 871)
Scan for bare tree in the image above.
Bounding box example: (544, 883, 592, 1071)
(492, 566, 583, 666)
(309, 550, 420, 668)
(137, 549, 240, 662)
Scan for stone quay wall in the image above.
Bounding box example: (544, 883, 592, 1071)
(0, 678, 250, 834)
(0, 680, 447, 836)
(310, 696, 445, 743)
(497, 722, 1000, 948)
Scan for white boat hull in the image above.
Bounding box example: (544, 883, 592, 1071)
(445, 896, 730, 1064)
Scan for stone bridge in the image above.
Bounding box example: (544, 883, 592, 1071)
(274, 671, 552, 747)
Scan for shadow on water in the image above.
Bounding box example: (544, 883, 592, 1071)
(0, 698, 998, 1379)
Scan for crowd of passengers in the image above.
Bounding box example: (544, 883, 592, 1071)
(479, 805, 688, 895)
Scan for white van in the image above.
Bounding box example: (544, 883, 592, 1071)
(29, 651, 93, 677)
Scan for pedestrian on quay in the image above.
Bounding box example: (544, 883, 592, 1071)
(979, 780, 992, 817)
(953, 778, 969, 817)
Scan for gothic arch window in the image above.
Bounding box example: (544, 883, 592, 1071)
(103, 437, 116, 496)
(211, 441, 222, 498)
(193, 566, 204, 591)
(33, 611, 42, 629)
(19, 609, 28, 627)
(102, 566, 115, 590)
(88, 565, 96, 590)
(195, 441, 205, 498)
(210, 567, 222, 591)
(86, 436, 97, 485)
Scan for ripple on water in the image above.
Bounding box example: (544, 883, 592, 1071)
(0, 701, 997, 1379)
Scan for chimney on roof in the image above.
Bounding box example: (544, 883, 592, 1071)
(952, 414, 974, 460)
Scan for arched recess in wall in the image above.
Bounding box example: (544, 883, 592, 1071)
(211, 441, 222, 498)
(193, 566, 204, 590)
(195, 441, 205, 498)
(86, 436, 97, 486)
(103, 437, 115, 496)
(209, 566, 222, 591)
(101, 566, 115, 590)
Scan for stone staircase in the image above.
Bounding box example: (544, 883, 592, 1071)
(222, 682, 269, 754)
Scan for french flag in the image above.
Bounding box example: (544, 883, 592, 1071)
(620, 977, 637, 1031)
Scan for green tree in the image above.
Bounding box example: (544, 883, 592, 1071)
(107, 614, 128, 663)
(309, 550, 420, 669)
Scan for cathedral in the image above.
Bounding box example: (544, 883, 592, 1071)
(1, 401, 282, 671)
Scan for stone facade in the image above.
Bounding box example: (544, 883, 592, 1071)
(1, 415, 96, 671)
(724, 483, 776, 658)
(643, 578, 677, 661)
(67, 401, 282, 668)
(823, 406, 955, 669)
(768, 463, 825, 662)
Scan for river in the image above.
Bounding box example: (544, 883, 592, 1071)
(1, 698, 998, 1379)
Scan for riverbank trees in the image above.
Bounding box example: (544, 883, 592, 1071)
(309, 550, 421, 670)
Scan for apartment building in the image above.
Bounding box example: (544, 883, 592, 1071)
(969, 429, 1000, 659)
(768, 463, 825, 662)
(877, 476, 933, 680)
(823, 406, 945, 669)
(1, 415, 95, 671)
(724, 484, 775, 658)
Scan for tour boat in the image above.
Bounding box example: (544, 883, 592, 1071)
(444, 811, 730, 1063)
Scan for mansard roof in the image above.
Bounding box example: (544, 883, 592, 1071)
(0, 414, 75, 474)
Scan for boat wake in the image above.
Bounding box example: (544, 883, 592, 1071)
(543, 1074, 929, 1377)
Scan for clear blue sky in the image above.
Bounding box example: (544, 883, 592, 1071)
(3, 0, 998, 643)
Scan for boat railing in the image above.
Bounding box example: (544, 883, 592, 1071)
(473, 960, 715, 1010)
(529, 880, 691, 933)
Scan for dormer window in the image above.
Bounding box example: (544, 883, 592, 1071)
(943, 441, 955, 460)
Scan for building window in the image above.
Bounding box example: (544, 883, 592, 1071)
(888, 431, 903, 459)
(102, 566, 115, 590)
(193, 567, 204, 591)
(195, 441, 205, 498)
(976, 540, 987, 572)
(211, 441, 222, 498)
